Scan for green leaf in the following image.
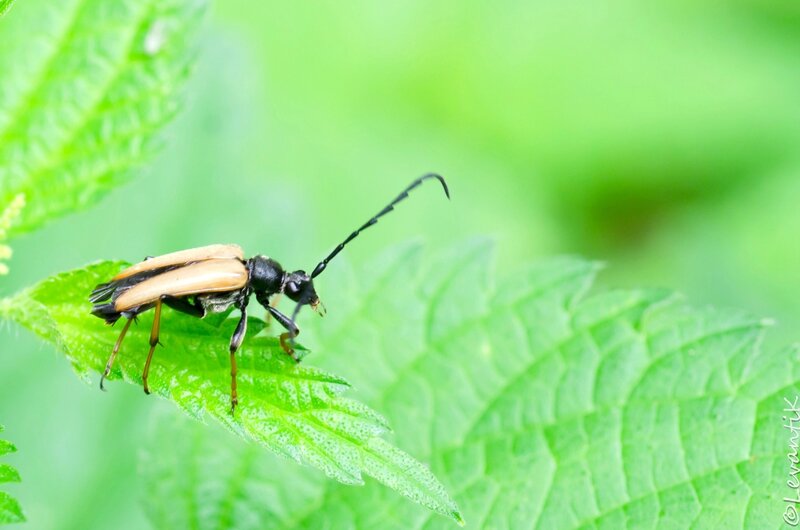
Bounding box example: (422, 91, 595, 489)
(0, 494, 22, 527)
(0, 443, 13, 459)
(0, 0, 15, 18)
(0, 261, 463, 525)
(0, 426, 23, 525)
(141, 241, 800, 529)
(0, 0, 206, 237)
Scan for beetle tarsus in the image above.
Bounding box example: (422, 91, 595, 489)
(279, 332, 301, 363)
(100, 317, 133, 393)
(265, 304, 301, 362)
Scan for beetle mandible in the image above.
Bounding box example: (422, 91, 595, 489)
(89, 174, 449, 413)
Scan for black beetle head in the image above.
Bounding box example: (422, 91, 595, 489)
(284, 270, 324, 315)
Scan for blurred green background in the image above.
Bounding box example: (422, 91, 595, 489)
(2, 0, 800, 528)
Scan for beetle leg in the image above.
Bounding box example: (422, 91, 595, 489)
(141, 296, 203, 396)
(266, 305, 300, 362)
(100, 317, 133, 391)
(229, 305, 248, 415)
(142, 298, 163, 395)
(264, 294, 282, 327)
(279, 331, 300, 361)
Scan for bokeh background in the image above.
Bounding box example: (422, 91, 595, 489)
(1, 1, 799, 528)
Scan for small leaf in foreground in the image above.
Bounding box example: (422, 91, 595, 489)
(139, 241, 800, 529)
(0, 261, 463, 525)
(0, 425, 23, 525)
(0, 0, 206, 236)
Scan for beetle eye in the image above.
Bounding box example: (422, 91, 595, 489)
(286, 282, 299, 294)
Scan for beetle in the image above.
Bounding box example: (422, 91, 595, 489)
(89, 173, 449, 413)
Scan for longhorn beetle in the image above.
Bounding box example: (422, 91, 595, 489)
(89, 174, 449, 413)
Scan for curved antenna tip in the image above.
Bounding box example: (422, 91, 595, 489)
(424, 173, 450, 199)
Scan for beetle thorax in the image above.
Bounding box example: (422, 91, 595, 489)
(248, 255, 284, 294)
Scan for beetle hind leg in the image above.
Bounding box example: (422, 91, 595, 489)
(142, 298, 164, 395)
(141, 296, 203, 396)
(100, 317, 133, 390)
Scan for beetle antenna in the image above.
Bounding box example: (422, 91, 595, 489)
(311, 173, 449, 278)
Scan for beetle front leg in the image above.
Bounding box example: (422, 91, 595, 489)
(228, 305, 248, 415)
(100, 317, 133, 391)
(263, 294, 281, 327)
(266, 305, 300, 362)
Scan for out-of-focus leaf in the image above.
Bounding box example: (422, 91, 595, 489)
(0, 425, 23, 525)
(0, 0, 206, 236)
(0, 195, 24, 276)
(0, 0, 15, 18)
